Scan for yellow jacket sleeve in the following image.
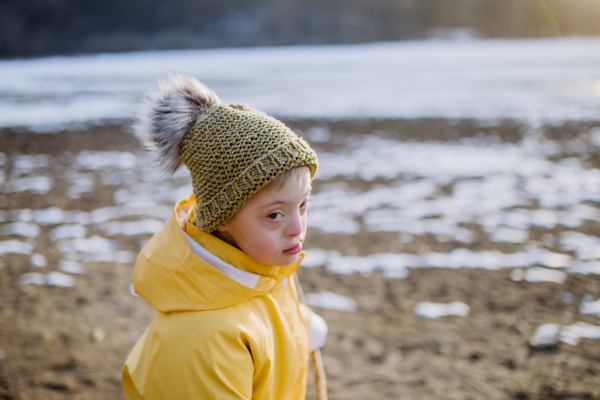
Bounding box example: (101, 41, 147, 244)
(123, 310, 261, 400)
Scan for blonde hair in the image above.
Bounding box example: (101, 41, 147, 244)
(263, 165, 311, 190)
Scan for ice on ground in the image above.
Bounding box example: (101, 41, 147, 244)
(30, 253, 47, 267)
(166, 185, 194, 205)
(22, 271, 77, 287)
(531, 322, 600, 347)
(65, 211, 91, 225)
(308, 209, 360, 234)
(3, 176, 53, 194)
(46, 272, 76, 287)
(530, 324, 560, 347)
(90, 206, 171, 224)
(77, 251, 136, 263)
(16, 209, 33, 222)
(66, 171, 95, 199)
(57, 236, 118, 253)
(561, 323, 600, 346)
(576, 247, 600, 261)
(510, 269, 524, 281)
(58, 260, 85, 274)
(560, 232, 600, 261)
(21, 272, 46, 285)
(568, 261, 600, 275)
(570, 204, 600, 221)
(12, 155, 50, 174)
(525, 161, 600, 209)
(2, 222, 40, 238)
(305, 247, 574, 276)
(114, 184, 171, 206)
(367, 253, 414, 278)
(74, 151, 137, 170)
(314, 136, 600, 214)
(414, 301, 470, 319)
(580, 298, 600, 317)
(310, 141, 600, 240)
(421, 249, 528, 269)
(510, 267, 567, 283)
(312, 180, 437, 214)
(49, 224, 86, 241)
(0, 240, 34, 255)
(560, 231, 594, 251)
(301, 249, 336, 267)
(62, 251, 133, 263)
(305, 291, 359, 311)
(363, 210, 424, 234)
(99, 171, 124, 186)
(99, 219, 164, 236)
(524, 267, 567, 284)
(537, 251, 572, 268)
(326, 252, 417, 278)
(113, 189, 130, 204)
(90, 208, 119, 223)
(33, 207, 65, 225)
(480, 209, 576, 232)
(363, 212, 474, 242)
(317, 138, 550, 183)
(326, 255, 371, 276)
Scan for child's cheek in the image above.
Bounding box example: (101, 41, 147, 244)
(241, 233, 274, 261)
(256, 235, 279, 256)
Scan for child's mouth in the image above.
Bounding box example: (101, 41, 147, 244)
(283, 243, 302, 255)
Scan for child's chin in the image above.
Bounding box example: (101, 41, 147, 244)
(270, 253, 300, 266)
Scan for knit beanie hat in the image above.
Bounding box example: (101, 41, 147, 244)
(133, 73, 318, 233)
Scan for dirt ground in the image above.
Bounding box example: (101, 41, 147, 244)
(1, 119, 600, 400)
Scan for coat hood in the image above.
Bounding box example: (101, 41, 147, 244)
(133, 194, 303, 313)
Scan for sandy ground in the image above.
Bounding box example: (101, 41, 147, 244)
(1, 119, 600, 400)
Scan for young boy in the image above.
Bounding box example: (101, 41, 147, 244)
(122, 74, 327, 399)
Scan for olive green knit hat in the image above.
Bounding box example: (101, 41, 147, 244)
(133, 73, 318, 232)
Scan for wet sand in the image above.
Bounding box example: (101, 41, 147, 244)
(1, 119, 600, 400)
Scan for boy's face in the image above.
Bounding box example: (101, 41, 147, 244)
(215, 169, 312, 266)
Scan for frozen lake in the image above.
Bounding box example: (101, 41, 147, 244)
(1, 37, 600, 130)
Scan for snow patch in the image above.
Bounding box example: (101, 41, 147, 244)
(0, 240, 34, 255)
(414, 301, 470, 319)
(3, 176, 53, 194)
(305, 291, 359, 311)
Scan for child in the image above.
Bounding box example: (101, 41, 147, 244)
(122, 73, 327, 400)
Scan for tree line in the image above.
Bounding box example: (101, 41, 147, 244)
(1, 0, 599, 57)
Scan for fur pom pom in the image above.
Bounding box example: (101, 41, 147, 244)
(133, 73, 221, 175)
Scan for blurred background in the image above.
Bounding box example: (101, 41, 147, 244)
(1, 1, 600, 400)
(2, 0, 600, 56)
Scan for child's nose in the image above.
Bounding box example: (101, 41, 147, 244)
(285, 212, 304, 237)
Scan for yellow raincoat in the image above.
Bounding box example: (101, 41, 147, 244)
(123, 195, 310, 399)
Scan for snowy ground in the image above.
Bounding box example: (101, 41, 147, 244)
(1, 37, 600, 130)
(2, 121, 600, 338)
(1, 120, 600, 399)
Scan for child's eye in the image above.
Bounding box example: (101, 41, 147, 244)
(267, 212, 283, 221)
(300, 198, 311, 209)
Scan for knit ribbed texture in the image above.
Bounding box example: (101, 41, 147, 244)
(181, 103, 318, 233)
